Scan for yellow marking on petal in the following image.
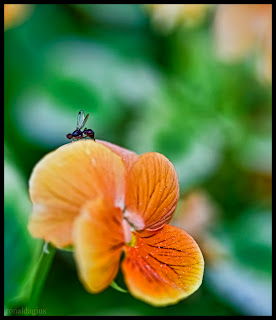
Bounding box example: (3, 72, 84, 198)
(127, 232, 137, 248)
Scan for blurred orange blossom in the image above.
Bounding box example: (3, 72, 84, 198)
(28, 139, 204, 306)
(145, 4, 211, 32)
(172, 190, 228, 265)
(214, 4, 272, 83)
(4, 4, 33, 30)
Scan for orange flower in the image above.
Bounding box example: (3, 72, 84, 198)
(214, 4, 272, 83)
(28, 140, 204, 306)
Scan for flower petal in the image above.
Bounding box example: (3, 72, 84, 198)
(74, 197, 125, 293)
(122, 224, 204, 306)
(125, 152, 179, 231)
(28, 140, 125, 247)
(97, 139, 138, 172)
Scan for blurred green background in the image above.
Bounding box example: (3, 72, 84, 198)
(4, 4, 272, 316)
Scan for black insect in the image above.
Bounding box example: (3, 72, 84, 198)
(66, 110, 95, 141)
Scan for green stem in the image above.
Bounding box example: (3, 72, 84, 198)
(110, 281, 127, 293)
(26, 242, 56, 310)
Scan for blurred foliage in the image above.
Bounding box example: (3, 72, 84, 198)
(4, 4, 271, 316)
(4, 150, 42, 309)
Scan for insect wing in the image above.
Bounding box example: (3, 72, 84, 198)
(79, 113, 89, 130)
(76, 110, 85, 129)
